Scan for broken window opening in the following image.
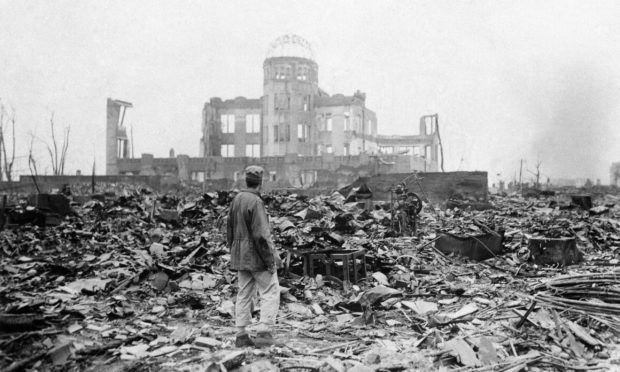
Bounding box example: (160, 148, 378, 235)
(326, 115, 333, 132)
(117, 139, 129, 158)
(424, 116, 436, 135)
(192, 171, 205, 182)
(245, 144, 260, 157)
(300, 170, 317, 186)
(221, 144, 235, 157)
(221, 114, 235, 133)
(246, 114, 260, 133)
(297, 123, 309, 142)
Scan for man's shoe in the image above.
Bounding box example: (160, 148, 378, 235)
(254, 332, 276, 348)
(235, 334, 255, 348)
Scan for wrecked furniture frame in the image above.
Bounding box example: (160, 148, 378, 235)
(287, 249, 368, 287)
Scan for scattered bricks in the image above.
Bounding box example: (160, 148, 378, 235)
(528, 237, 583, 266)
(435, 233, 503, 261)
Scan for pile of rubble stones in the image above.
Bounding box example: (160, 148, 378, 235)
(1, 184, 620, 371)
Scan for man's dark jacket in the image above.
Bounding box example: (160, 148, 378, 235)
(227, 189, 275, 271)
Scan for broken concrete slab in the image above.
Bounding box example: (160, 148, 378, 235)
(341, 171, 489, 205)
(528, 237, 583, 265)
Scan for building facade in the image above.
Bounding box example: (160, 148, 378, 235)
(376, 114, 442, 172)
(199, 34, 436, 168)
(110, 35, 442, 187)
(611, 162, 620, 187)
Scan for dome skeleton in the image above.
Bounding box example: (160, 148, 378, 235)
(266, 34, 315, 61)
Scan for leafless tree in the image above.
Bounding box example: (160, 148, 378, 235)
(534, 161, 542, 189)
(527, 160, 542, 189)
(28, 134, 40, 193)
(45, 113, 70, 176)
(0, 102, 16, 182)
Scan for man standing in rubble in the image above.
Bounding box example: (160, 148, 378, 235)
(227, 165, 280, 348)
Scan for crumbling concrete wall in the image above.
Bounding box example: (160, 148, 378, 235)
(342, 171, 489, 205)
(117, 153, 411, 189)
(14, 175, 164, 193)
(176, 155, 190, 182)
(11, 172, 488, 207)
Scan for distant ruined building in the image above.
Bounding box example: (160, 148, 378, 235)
(108, 35, 442, 189)
(611, 162, 620, 187)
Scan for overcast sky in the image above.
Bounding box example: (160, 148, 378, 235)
(1, 0, 619, 184)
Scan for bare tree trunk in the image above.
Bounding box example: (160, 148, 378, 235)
(60, 127, 70, 175)
(45, 113, 70, 176)
(535, 161, 542, 189)
(8, 112, 15, 181)
(0, 104, 5, 181)
(28, 135, 40, 193)
(51, 114, 58, 174)
(1, 108, 16, 182)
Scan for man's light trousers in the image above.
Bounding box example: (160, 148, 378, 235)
(235, 270, 280, 335)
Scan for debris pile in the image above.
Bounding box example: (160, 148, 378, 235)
(1, 185, 620, 371)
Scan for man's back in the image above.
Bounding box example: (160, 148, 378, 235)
(227, 190, 273, 272)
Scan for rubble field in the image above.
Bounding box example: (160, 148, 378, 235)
(2, 184, 620, 372)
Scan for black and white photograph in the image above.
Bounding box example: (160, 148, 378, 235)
(1, 1, 620, 370)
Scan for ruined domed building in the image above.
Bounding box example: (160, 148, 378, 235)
(201, 34, 381, 160)
(109, 35, 442, 189)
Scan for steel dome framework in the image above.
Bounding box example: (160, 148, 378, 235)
(266, 34, 315, 61)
